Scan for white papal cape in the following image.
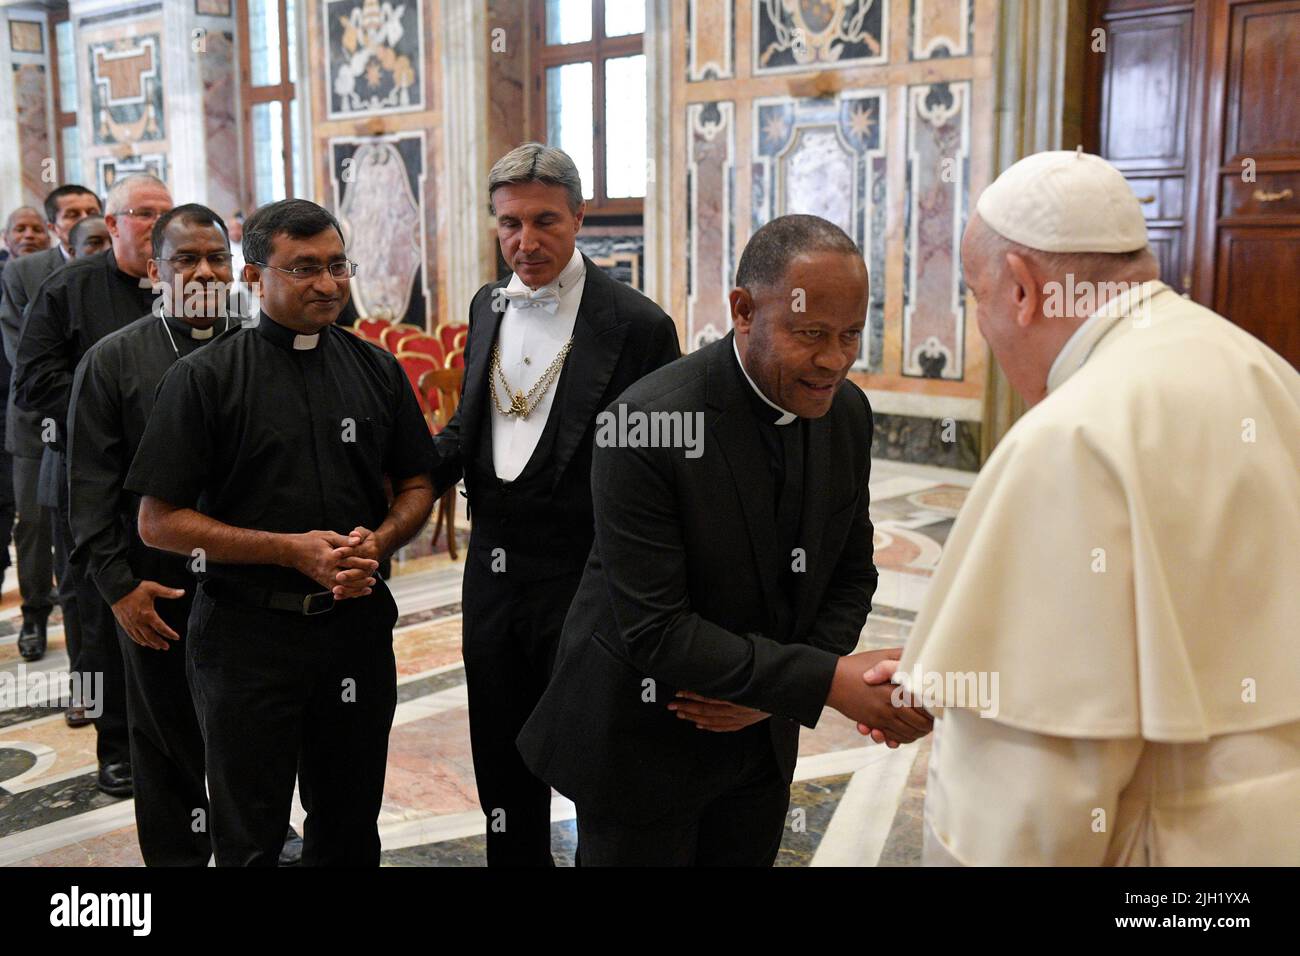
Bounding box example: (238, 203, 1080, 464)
(900, 281, 1300, 865)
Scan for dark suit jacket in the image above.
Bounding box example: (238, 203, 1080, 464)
(0, 245, 67, 457)
(517, 332, 879, 825)
(431, 254, 681, 576)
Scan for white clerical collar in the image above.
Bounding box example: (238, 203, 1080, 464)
(1047, 280, 1169, 393)
(733, 337, 797, 425)
(506, 246, 585, 299)
(59, 244, 72, 262)
(292, 332, 320, 350)
(190, 324, 215, 340)
(139, 275, 153, 289)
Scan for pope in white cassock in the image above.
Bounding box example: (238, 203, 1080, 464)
(865, 150, 1300, 865)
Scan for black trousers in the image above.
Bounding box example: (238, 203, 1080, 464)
(186, 581, 399, 867)
(0, 446, 13, 580)
(118, 587, 210, 866)
(462, 557, 583, 867)
(13, 453, 54, 618)
(575, 726, 791, 866)
(55, 475, 129, 766)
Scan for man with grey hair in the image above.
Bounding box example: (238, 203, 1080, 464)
(431, 142, 680, 865)
(15, 172, 174, 797)
(868, 150, 1300, 865)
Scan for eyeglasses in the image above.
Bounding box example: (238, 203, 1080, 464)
(247, 259, 358, 281)
(116, 208, 170, 222)
(157, 253, 234, 270)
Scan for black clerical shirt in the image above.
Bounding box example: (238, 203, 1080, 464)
(15, 248, 157, 446)
(124, 312, 435, 594)
(68, 313, 232, 606)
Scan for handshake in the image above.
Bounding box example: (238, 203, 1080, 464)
(285, 525, 385, 599)
(668, 647, 932, 746)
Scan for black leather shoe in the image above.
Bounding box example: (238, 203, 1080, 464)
(278, 825, 303, 866)
(65, 701, 91, 727)
(17, 615, 47, 662)
(97, 762, 133, 797)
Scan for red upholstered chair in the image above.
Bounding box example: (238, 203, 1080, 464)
(445, 348, 464, 370)
(381, 323, 424, 353)
(356, 316, 391, 341)
(419, 367, 466, 559)
(436, 322, 467, 354)
(400, 334, 446, 368)
(395, 352, 437, 421)
(452, 329, 467, 351)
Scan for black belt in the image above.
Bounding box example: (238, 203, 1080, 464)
(203, 578, 335, 616)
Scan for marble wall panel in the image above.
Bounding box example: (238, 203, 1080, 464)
(88, 32, 163, 145)
(752, 91, 886, 370)
(325, 0, 424, 119)
(753, 0, 887, 75)
(685, 101, 736, 350)
(330, 133, 428, 326)
(909, 0, 973, 60)
(902, 80, 969, 381)
(12, 64, 51, 209)
(687, 0, 734, 81)
(199, 29, 239, 219)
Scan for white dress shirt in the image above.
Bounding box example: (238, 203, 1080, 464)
(491, 247, 586, 481)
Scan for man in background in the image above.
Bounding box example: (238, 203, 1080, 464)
(16, 173, 170, 795)
(70, 216, 111, 259)
(1, 184, 102, 667)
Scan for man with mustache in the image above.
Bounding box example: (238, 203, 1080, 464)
(519, 214, 932, 865)
(431, 142, 680, 865)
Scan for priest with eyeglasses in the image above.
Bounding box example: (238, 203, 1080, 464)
(127, 198, 434, 866)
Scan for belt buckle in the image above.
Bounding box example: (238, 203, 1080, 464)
(302, 591, 335, 615)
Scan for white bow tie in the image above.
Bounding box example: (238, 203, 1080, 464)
(503, 287, 561, 314)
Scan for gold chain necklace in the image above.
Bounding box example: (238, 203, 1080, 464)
(489, 337, 574, 419)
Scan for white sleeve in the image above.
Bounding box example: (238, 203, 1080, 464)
(922, 709, 1145, 866)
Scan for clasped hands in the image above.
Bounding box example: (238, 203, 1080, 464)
(669, 647, 932, 746)
(290, 525, 384, 599)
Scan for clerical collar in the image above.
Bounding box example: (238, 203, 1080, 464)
(255, 311, 323, 351)
(506, 246, 585, 299)
(733, 336, 797, 425)
(162, 315, 220, 340)
(1047, 280, 1169, 393)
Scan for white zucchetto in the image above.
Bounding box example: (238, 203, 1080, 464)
(976, 150, 1149, 253)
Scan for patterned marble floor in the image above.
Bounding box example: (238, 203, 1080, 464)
(0, 459, 972, 867)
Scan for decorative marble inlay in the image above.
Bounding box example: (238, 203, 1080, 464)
(331, 134, 428, 326)
(95, 154, 167, 197)
(753, 0, 888, 75)
(325, 0, 425, 118)
(909, 0, 973, 60)
(685, 101, 736, 351)
(752, 91, 887, 370)
(687, 0, 734, 81)
(9, 20, 43, 54)
(89, 34, 164, 145)
(199, 30, 240, 220)
(13, 65, 51, 209)
(902, 81, 969, 380)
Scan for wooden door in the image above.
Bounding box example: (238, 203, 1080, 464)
(1199, 0, 1300, 365)
(1087, 0, 1300, 366)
